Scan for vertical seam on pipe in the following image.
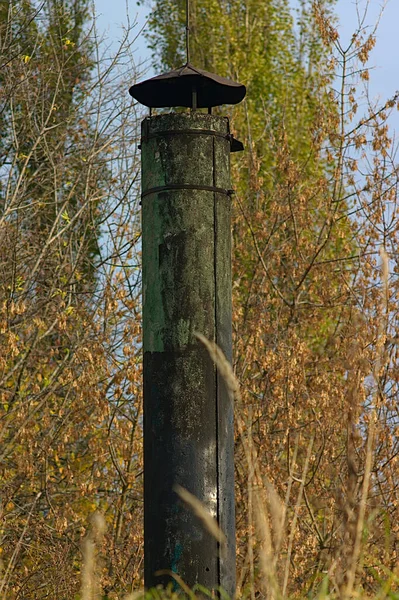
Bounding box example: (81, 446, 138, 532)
(212, 134, 221, 588)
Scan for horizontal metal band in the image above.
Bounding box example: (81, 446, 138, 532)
(141, 183, 234, 199)
(138, 126, 244, 152)
(143, 128, 231, 142)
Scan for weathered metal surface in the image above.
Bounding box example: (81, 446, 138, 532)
(130, 63, 246, 108)
(141, 126, 244, 154)
(142, 112, 235, 595)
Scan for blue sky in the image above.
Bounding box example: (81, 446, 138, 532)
(94, 0, 399, 130)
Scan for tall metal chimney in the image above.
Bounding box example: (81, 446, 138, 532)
(129, 10, 246, 593)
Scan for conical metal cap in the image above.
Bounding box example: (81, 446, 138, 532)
(129, 63, 246, 109)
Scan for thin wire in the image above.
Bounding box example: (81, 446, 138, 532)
(185, 0, 190, 64)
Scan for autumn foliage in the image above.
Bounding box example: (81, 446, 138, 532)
(1, 0, 399, 598)
(0, 1, 143, 596)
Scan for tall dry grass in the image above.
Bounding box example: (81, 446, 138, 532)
(196, 283, 398, 599)
(2, 282, 397, 599)
(0, 267, 396, 599)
